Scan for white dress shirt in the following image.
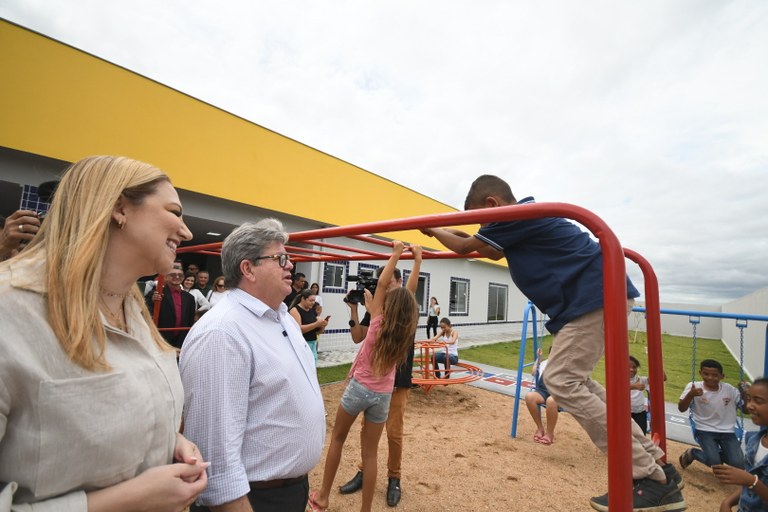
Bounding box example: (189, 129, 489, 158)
(179, 288, 325, 507)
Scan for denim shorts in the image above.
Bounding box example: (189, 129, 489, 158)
(340, 377, 392, 423)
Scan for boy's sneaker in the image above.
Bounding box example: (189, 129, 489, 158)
(662, 463, 684, 490)
(589, 477, 687, 511)
(679, 449, 694, 470)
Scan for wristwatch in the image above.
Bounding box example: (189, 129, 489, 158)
(348, 320, 356, 328)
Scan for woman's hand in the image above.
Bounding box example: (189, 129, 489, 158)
(174, 433, 200, 464)
(132, 462, 209, 511)
(87, 460, 209, 512)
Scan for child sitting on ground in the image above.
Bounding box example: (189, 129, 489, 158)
(713, 377, 768, 511)
(309, 241, 421, 512)
(525, 347, 559, 446)
(678, 358, 746, 470)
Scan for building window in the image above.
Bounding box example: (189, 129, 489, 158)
(322, 261, 349, 293)
(487, 282, 508, 322)
(449, 277, 470, 316)
(403, 270, 430, 315)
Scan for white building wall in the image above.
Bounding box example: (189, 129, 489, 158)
(722, 288, 768, 380)
(630, 302, 722, 339)
(314, 252, 524, 353)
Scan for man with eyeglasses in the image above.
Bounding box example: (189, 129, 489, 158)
(146, 267, 196, 348)
(180, 218, 325, 512)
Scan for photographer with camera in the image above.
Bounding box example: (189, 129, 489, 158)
(334, 244, 422, 508)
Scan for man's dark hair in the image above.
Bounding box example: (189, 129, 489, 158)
(375, 266, 401, 281)
(629, 355, 641, 368)
(464, 174, 516, 210)
(292, 272, 306, 283)
(700, 359, 724, 374)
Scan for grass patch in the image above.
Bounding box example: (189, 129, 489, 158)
(318, 334, 745, 403)
(462, 332, 745, 403)
(317, 363, 352, 385)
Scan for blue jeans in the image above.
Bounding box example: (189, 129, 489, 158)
(434, 353, 458, 379)
(340, 377, 392, 423)
(692, 430, 745, 468)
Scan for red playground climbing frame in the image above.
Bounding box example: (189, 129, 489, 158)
(177, 202, 666, 512)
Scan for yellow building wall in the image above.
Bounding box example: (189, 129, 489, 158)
(0, 20, 486, 248)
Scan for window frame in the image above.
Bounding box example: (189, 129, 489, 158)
(322, 260, 349, 293)
(487, 282, 509, 322)
(449, 277, 470, 316)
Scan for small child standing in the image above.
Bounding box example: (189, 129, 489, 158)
(678, 359, 746, 470)
(525, 347, 559, 446)
(629, 355, 650, 435)
(309, 241, 421, 512)
(713, 378, 768, 511)
(629, 355, 667, 436)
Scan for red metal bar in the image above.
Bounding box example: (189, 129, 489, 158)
(174, 202, 634, 510)
(176, 241, 225, 254)
(294, 238, 391, 258)
(151, 274, 165, 325)
(624, 248, 667, 458)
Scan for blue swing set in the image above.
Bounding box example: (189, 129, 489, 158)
(686, 315, 749, 441)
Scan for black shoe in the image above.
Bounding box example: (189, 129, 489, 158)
(339, 471, 363, 494)
(589, 477, 687, 511)
(679, 448, 694, 470)
(387, 477, 402, 507)
(662, 463, 684, 490)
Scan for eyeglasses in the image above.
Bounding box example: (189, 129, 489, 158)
(253, 253, 291, 269)
(167, 272, 184, 278)
(215, 283, 225, 288)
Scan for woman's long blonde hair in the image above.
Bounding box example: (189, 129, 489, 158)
(11, 155, 174, 371)
(370, 287, 419, 376)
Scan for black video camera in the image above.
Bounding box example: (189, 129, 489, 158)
(344, 269, 379, 304)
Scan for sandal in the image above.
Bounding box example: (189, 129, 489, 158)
(307, 490, 328, 512)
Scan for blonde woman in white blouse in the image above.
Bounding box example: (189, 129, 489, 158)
(0, 156, 208, 511)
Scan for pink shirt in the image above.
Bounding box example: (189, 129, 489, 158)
(351, 315, 396, 393)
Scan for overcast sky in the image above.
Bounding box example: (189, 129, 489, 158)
(2, 0, 767, 305)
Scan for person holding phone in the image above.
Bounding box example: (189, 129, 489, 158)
(0, 209, 42, 260)
(289, 289, 328, 364)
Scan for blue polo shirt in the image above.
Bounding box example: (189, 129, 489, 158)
(475, 197, 639, 333)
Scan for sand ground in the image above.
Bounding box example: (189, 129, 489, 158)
(308, 382, 732, 511)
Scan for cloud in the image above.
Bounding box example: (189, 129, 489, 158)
(2, 0, 767, 304)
